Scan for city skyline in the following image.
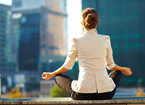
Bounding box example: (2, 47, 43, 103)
(0, 0, 82, 41)
(0, 0, 70, 93)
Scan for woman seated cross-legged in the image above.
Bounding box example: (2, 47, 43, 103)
(42, 8, 132, 100)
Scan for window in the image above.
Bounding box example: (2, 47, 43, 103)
(12, 0, 21, 7)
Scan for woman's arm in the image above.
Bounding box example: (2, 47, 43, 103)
(42, 66, 70, 80)
(42, 38, 78, 80)
(110, 64, 132, 75)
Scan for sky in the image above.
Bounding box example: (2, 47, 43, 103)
(0, 0, 82, 41)
(0, 0, 11, 5)
(66, 0, 82, 41)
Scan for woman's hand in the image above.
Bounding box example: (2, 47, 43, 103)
(110, 64, 132, 76)
(41, 72, 54, 80)
(121, 67, 132, 75)
(41, 67, 70, 80)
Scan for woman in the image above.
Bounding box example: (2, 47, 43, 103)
(42, 8, 132, 100)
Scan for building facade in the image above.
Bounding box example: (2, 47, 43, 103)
(0, 4, 16, 93)
(82, 0, 145, 87)
(0, 4, 16, 72)
(12, 0, 68, 91)
(40, 80, 55, 96)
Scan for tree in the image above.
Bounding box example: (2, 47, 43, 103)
(49, 85, 69, 97)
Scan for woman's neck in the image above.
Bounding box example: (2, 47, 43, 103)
(82, 28, 98, 34)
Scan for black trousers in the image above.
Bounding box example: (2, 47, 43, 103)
(54, 70, 122, 100)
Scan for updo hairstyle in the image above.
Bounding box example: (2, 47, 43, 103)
(81, 8, 99, 29)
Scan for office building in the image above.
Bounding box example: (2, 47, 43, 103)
(0, 4, 16, 72)
(12, 0, 67, 91)
(12, 0, 67, 72)
(82, 0, 145, 86)
(0, 3, 17, 93)
(40, 80, 55, 96)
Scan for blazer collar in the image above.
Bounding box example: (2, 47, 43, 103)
(84, 28, 98, 34)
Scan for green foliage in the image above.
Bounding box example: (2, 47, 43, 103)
(49, 85, 69, 97)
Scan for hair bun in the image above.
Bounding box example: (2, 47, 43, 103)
(81, 8, 99, 29)
(85, 14, 97, 25)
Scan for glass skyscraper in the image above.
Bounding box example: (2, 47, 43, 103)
(82, 0, 145, 87)
(0, 4, 16, 72)
(0, 4, 16, 93)
(12, 0, 68, 91)
(12, 0, 68, 71)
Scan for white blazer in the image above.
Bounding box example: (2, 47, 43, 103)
(63, 29, 116, 93)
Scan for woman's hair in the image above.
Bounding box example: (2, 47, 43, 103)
(81, 8, 99, 29)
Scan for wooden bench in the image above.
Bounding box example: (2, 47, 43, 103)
(0, 96, 145, 105)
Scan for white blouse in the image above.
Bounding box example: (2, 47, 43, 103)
(63, 29, 116, 93)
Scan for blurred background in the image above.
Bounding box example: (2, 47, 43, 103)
(0, 0, 145, 98)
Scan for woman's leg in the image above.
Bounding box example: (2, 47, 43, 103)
(54, 74, 73, 97)
(109, 70, 122, 97)
(109, 70, 122, 87)
(75, 71, 122, 100)
(55, 71, 122, 100)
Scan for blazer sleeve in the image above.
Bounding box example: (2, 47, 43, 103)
(63, 38, 78, 69)
(105, 36, 115, 70)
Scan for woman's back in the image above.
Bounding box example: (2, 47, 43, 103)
(71, 29, 116, 93)
(77, 29, 107, 72)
